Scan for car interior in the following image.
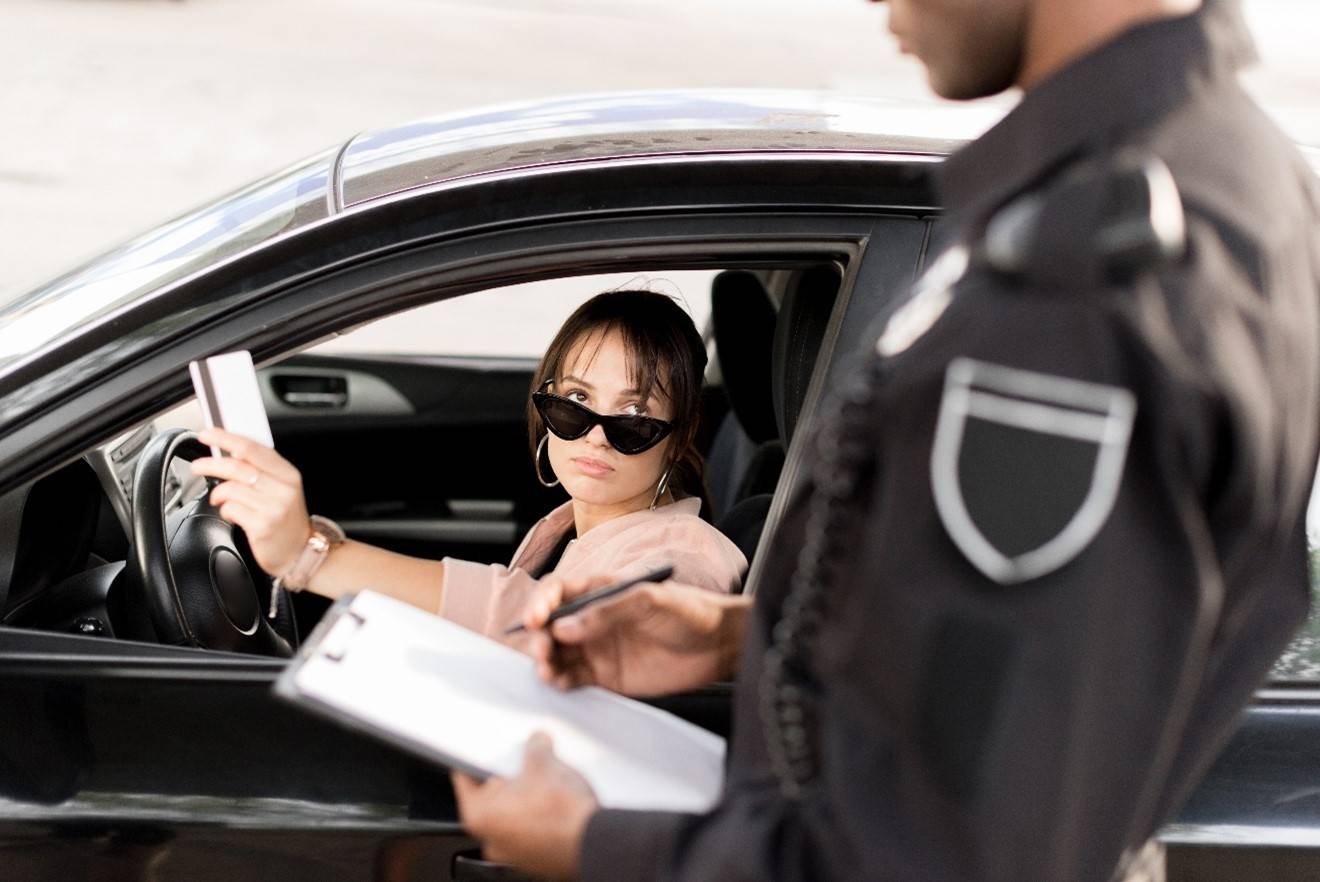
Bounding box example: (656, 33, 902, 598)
(0, 261, 843, 652)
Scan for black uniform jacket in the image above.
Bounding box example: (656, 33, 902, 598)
(581, 4, 1320, 880)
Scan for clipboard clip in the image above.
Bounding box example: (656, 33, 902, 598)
(319, 609, 366, 662)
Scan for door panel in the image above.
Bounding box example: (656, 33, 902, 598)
(0, 638, 468, 880)
(264, 354, 564, 568)
(0, 630, 732, 881)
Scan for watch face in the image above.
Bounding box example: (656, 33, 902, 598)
(310, 515, 347, 544)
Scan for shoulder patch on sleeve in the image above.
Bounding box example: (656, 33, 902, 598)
(930, 358, 1136, 585)
(982, 152, 1186, 288)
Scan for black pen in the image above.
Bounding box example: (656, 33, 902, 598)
(502, 565, 674, 636)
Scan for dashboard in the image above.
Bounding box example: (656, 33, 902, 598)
(0, 404, 209, 641)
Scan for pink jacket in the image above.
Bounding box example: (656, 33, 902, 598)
(438, 497, 747, 644)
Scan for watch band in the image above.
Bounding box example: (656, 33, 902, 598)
(275, 515, 346, 592)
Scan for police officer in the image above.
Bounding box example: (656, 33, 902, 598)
(452, 1, 1320, 880)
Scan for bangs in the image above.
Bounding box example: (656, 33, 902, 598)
(556, 319, 674, 409)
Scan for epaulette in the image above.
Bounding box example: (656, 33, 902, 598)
(980, 151, 1187, 288)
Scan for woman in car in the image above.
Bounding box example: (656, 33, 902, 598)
(191, 289, 747, 642)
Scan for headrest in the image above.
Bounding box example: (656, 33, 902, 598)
(772, 266, 840, 445)
(711, 271, 779, 444)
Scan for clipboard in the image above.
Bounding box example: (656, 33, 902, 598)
(273, 590, 727, 813)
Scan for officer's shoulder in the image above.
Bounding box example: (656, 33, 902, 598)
(980, 150, 1187, 290)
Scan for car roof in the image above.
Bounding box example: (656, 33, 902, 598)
(335, 89, 1001, 208)
(0, 90, 990, 388)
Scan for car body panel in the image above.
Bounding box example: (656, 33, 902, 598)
(0, 626, 737, 880)
(335, 89, 998, 208)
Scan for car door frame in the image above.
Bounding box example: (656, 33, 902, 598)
(0, 186, 935, 880)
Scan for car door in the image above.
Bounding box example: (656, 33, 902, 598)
(0, 199, 933, 881)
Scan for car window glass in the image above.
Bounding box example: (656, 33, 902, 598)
(0, 148, 334, 379)
(1270, 462, 1320, 680)
(148, 271, 718, 435)
(307, 271, 717, 359)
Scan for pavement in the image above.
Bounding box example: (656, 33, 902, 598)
(1, 0, 1316, 299)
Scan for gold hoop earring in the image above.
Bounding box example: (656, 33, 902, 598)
(535, 435, 560, 488)
(650, 463, 673, 510)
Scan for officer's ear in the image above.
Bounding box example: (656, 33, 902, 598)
(981, 152, 1187, 288)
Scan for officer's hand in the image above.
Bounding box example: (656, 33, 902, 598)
(191, 428, 312, 578)
(452, 732, 596, 882)
(523, 574, 751, 696)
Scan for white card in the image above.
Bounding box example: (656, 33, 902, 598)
(189, 350, 276, 457)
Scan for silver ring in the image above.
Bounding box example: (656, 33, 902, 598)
(246, 472, 260, 487)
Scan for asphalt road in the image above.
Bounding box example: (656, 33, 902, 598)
(2, 0, 1316, 299)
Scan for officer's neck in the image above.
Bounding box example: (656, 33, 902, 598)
(1017, 0, 1204, 91)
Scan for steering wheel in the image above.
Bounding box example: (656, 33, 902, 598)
(124, 428, 294, 657)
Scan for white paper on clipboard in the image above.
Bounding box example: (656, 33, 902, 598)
(273, 590, 727, 813)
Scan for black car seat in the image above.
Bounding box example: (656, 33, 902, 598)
(716, 493, 775, 575)
(717, 265, 841, 580)
(705, 271, 780, 521)
(772, 265, 841, 446)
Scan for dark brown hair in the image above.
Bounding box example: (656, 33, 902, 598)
(527, 289, 709, 509)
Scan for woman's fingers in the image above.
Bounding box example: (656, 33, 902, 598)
(213, 485, 296, 538)
(196, 428, 302, 484)
(205, 467, 311, 576)
(209, 480, 286, 512)
(192, 455, 272, 488)
(215, 499, 263, 534)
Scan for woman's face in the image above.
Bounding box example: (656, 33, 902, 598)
(544, 327, 675, 512)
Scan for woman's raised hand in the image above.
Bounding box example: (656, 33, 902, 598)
(191, 427, 312, 578)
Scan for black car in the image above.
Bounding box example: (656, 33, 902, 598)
(1, 91, 1317, 881)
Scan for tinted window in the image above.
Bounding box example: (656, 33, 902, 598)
(308, 271, 716, 358)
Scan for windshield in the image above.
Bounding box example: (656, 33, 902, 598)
(0, 147, 336, 382)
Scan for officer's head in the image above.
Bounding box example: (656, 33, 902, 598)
(870, 0, 1207, 100)
(870, 0, 1030, 100)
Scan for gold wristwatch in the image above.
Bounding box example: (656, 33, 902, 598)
(269, 516, 346, 617)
